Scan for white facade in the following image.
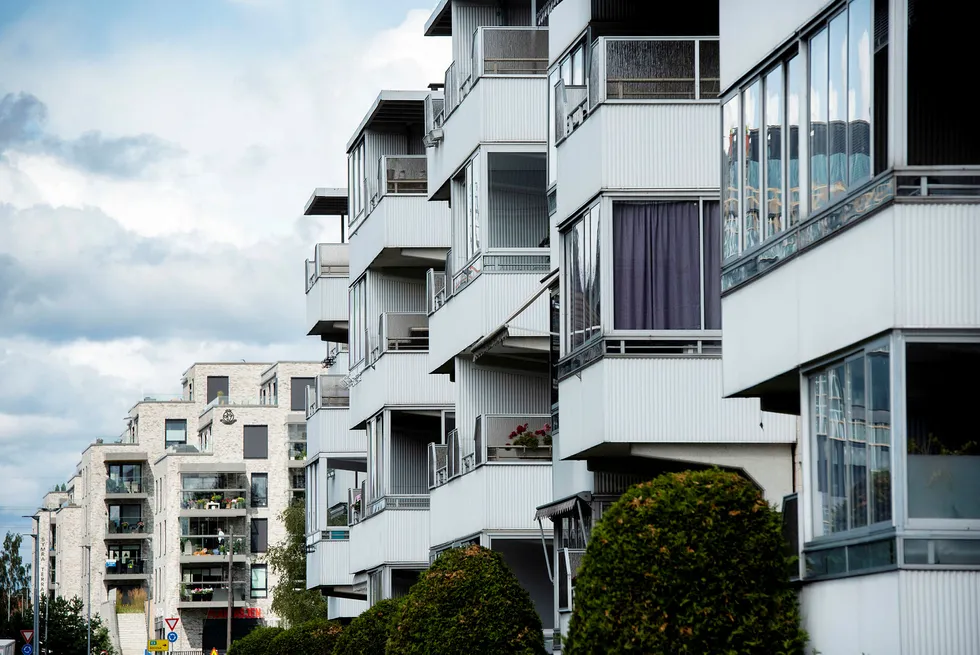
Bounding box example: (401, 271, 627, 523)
(720, 0, 980, 652)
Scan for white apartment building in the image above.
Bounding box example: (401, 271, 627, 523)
(719, 0, 980, 652)
(533, 0, 800, 644)
(35, 361, 321, 654)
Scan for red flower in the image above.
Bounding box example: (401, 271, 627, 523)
(516, 424, 526, 434)
(509, 431, 517, 438)
(544, 423, 552, 431)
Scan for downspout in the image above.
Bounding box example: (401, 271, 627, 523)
(536, 518, 554, 583)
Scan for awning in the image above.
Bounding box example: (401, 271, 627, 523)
(534, 491, 593, 522)
(326, 457, 367, 473)
(471, 269, 558, 361)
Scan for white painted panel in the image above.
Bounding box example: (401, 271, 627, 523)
(349, 196, 451, 281)
(800, 571, 901, 655)
(349, 510, 430, 573)
(556, 364, 604, 461)
(308, 408, 365, 455)
(554, 108, 602, 224)
(350, 353, 454, 428)
(428, 82, 481, 197)
(309, 537, 354, 588)
(894, 204, 980, 328)
(482, 77, 548, 143)
(306, 275, 348, 330)
(547, 0, 590, 64)
(455, 359, 550, 449)
(328, 596, 367, 620)
(900, 570, 980, 655)
(551, 457, 593, 500)
(719, 0, 830, 90)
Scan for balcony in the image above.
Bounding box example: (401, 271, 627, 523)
(349, 155, 449, 281)
(348, 313, 453, 428)
(427, 249, 551, 371)
(307, 376, 365, 456)
(179, 473, 248, 517)
(554, 37, 720, 221)
(179, 535, 248, 564)
(306, 243, 350, 343)
(347, 484, 430, 574)
(177, 581, 248, 609)
(427, 27, 549, 196)
(105, 520, 151, 541)
(104, 559, 149, 581)
(307, 528, 358, 593)
(104, 478, 147, 500)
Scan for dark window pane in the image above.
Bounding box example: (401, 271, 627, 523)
(290, 378, 314, 412)
(251, 519, 268, 553)
(250, 474, 268, 508)
(206, 376, 229, 403)
(243, 425, 269, 459)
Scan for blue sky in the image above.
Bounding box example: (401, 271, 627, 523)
(0, 0, 449, 551)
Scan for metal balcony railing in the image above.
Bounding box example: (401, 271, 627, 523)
(427, 442, 448, 489)
(201, 395, 277, 414)
(446, 429, 475, 481)
(348, 485, 364, 526)
(379, 155, 427, 196)
(372, 312, 429, 361)
(426, 269, 447, 315)
(450, 249, 551, 295)
(475, 414, 552, 464)
(305, 243, 350, 292)
(306, 374, 350, 418)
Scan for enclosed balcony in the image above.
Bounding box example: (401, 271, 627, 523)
(288, 422, 307, 467)
(426, 26, 549, 197)
(105, 463, 147, 500)
(177, 579, 249, 609)
(104, 558, 149, 582)
(105, 506, 150, 541)
(179, 516, 248, 563)
(178, 472, 248, 517)
(306, 242, 350, 343)
(307, 375, 365, 455)
(553, 37, 720, 221)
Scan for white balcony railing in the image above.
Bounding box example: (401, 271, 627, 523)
(306, 375, 350, 418)
(450, 249, 550, 295)
(305, 243, 349, 293)
(426, 269, 447, 315)
(370, 312, 429, 362)
(474, 414, 552, 464)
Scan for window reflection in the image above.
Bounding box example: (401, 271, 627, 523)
(828, 13, 848, 202)
(787, 56, 802, 225)
(765, 67, 783, 238)
(742, 81, 762, 250)
(848, 0, 872, 187)
(810, 28, 829, 212)
(722, 97, 740, 261)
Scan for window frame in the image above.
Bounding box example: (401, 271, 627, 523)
(250, 518, 268, 554)
(250, 564, 268, 599)
(349, 275, 368, 368)
(560, 199, 601, 355)
(348, 138, 367, 225)
(164, 419, 187, 449)
(250, 473, 269, 508)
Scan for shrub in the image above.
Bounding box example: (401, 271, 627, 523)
(228, 626, 284, 655)
(388, 545, 546, 655)
(565, 469, 807, 655)
(332, 597, 403, 655)
(268, 618, 343, 655)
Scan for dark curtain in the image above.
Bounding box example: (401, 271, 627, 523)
(613, 201, 701, 330)
(703, 201, 722, 329)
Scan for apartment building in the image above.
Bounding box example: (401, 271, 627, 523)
(530, 0, 800, 643)
(719, 0, 980, 652)
(35, 361, 321, 654)
(420, 0, 556, 638)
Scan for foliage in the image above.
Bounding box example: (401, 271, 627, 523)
(228, 626, 284, 655)
(115, 587, 147, 614)
(268, 618, 342, 655)
(332, 597, 403, 655)
(388, 545, 546, 655)
(1, 595, 114, 654)
(0, 532, 32, 627)
(564, 469, 808, 655)
(266, 499, 327, 626)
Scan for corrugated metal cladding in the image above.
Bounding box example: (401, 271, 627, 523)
(350, 196, 451, 281)
(349, 509, 430, 573)
(894, 203, 980, 328)
(482, 77, 548, 143)
(593, 471, 648, 495)
(351, 353, 454, 428)
(365, 132, 408, 209)
(307, 275, 347, 330)
(801, 572, 901, 654)
(901, 570, 980, 655)
(456, 358, 550, 448)
(328, 597, 368, 621)
(487, 160, 549, 248)
(308, 408, 365, 455)
(389, 429, 430, 495)
(310, 539, 354, 587)
(367, 271, 426, 329)
(452, 3, 502, 82)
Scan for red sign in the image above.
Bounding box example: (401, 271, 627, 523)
(205, 607, 262, 620)
(165, 617, 180, 631)
(20, 630, 34, 644)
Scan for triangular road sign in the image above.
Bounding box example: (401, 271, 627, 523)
(210, 649, 219, 655)
(20, 630, 34, 644)
(165, 617, 179, 631)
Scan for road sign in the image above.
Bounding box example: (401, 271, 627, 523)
(19, 631, 33, 645)
(22, 645, 32, 655)
(147, 639, 169, 652)
(165, 617, 180, 631)
(210, 649, 219, 655)
(167, 632, 178, 643)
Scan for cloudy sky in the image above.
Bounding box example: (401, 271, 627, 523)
(0, 0, 449, 543)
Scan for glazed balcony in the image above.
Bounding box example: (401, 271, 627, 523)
(177, 581, 248, 609)
(306, 243, 350, 343)
(104, 558, 149, 582)
(104, 477, 147, 500)
(306, 375, 365, 456)
(104, 519, 151, 541)
(179, 472, 248, 517)
(179, 535, 248, 564)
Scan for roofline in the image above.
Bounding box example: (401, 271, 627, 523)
(424, 0, 452, 36)
(345, 90, 433, 153)
(304, 187, 347, 216)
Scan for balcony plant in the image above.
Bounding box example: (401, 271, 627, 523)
(233, 497, 246, 509)
(507, 423, 552, 459)
(120, 522, 129, 532)
(135, 521, 145, 533)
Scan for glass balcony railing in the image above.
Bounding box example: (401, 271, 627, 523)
(288, 441, 307, 461)
(180, 581, 247, 603)
(306, 375, 350, 417)
(105, 479, 144, 495)
(201, 395, 277, 413)
(426, 269, 447, 315)
(428, 442, 448, 489)
(348, 485, 364, 526)
(475, 414, 552, 464)
(305, 243, 349, 293)
(180, 535, 247, 557)
(105, 559, 148, 575)
(376, 312, 429, 357)
(450, 249, 550, 295)
(379, 156, 427, 196)
(179, 492, 247, 511)
(106, 520, 149, 535)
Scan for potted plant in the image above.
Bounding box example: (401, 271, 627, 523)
(120, 522, 130, 532)
(294, 449, 307, 461)
(234, 497, 246, 509)
(195, 498, 207, 509)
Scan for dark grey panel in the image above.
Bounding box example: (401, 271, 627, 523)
(243, 425, 268, 459)
(206, 376, 229, 402)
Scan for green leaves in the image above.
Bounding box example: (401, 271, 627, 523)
(266, 501, 327, 626)
(565, 469, 808, 655)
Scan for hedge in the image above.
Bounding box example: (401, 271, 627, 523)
(387, 545, 546, 655)
(565, 469, 808, 655)
(268, 618, 343, 655)
(332, 597, 403, 654)
(227, 626, 283, 655)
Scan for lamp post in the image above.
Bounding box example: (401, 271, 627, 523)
(82, 545, 92, 655)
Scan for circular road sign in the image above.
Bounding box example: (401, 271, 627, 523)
(168, 632, 179, 643)
(22, 645, 33, 655)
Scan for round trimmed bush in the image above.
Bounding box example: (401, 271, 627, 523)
(387, 545, 546, 655)
(228, 626, 283, 655)
(565, 469, 807, 655)
(332, 597, 403, 655)
(268, 618, 343, 655)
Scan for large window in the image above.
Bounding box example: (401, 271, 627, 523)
(809, 341, 891, 538)
(348, 139, 366, 219)
(613, 201, 721, 331)
(243, 425, 268, 460)
(250, 519, 268, 553)
(349, 276, 367, 367)
(250, 474, 268, 508)
(250, 564, 267, 599)
(562, 203, 600, 352)
(107, 464, 142, 493)
(165, 419, 187, 449)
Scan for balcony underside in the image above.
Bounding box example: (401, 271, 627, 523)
(104, 573, 150, 583)
(104, 533, 150, 541)
(178, 509, 247, 518)
(308, 320, 349, 344)
(105, 493, 148, 501)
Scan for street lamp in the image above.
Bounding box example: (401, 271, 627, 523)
(82, 545, 92, 655)
(23, 514, 43, 655)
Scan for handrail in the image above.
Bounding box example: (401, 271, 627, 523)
(450, 249, 550, 295)
(375, 312, 429, 359)
(305, 243, 350, 292)
(378, 155, 427, 198)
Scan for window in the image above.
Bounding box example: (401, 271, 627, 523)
(348, 139, 366, 219)
(290, 377, 314, 412)
(905, 342, 980, 521)
(165, 419, 187, 449)
(810, 341, 891, 538)
(349, 277, 367, 367)
(465, 158, 481, 260)
(250, 474, 268, 508)
(562, 202, 600, 352)
(548, 68, 559, 187)
(107, 464, 142, 493)
(250, 519, 268, 553)
(243, 425, 268, 459)
(613, 201, 721, 331)
(250, 564, 267, 599)
(367, 416, 385, 501)
(206, 376, 229, 403)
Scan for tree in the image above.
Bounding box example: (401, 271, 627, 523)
(265, 500, 326, 626)
(228, 626, 283, 655)
(0, 532, 31, 625)
(267, 618, 341, 655)
(565, 469, 808, 655)
(388, 545, 546, 655)
(331, 597, 402, 655)
(2, 596, 114, 654)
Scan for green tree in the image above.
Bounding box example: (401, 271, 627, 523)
(565, 469, 808, 655)
(3, 596, 114, 654)
(388, 545, 546, 655)
(331, 597, 402, 655)
(268, 618, 341, 655)
(265, 500, 326, 626)
(0, 532, 31, 626)
(228, 625, 284, 655)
